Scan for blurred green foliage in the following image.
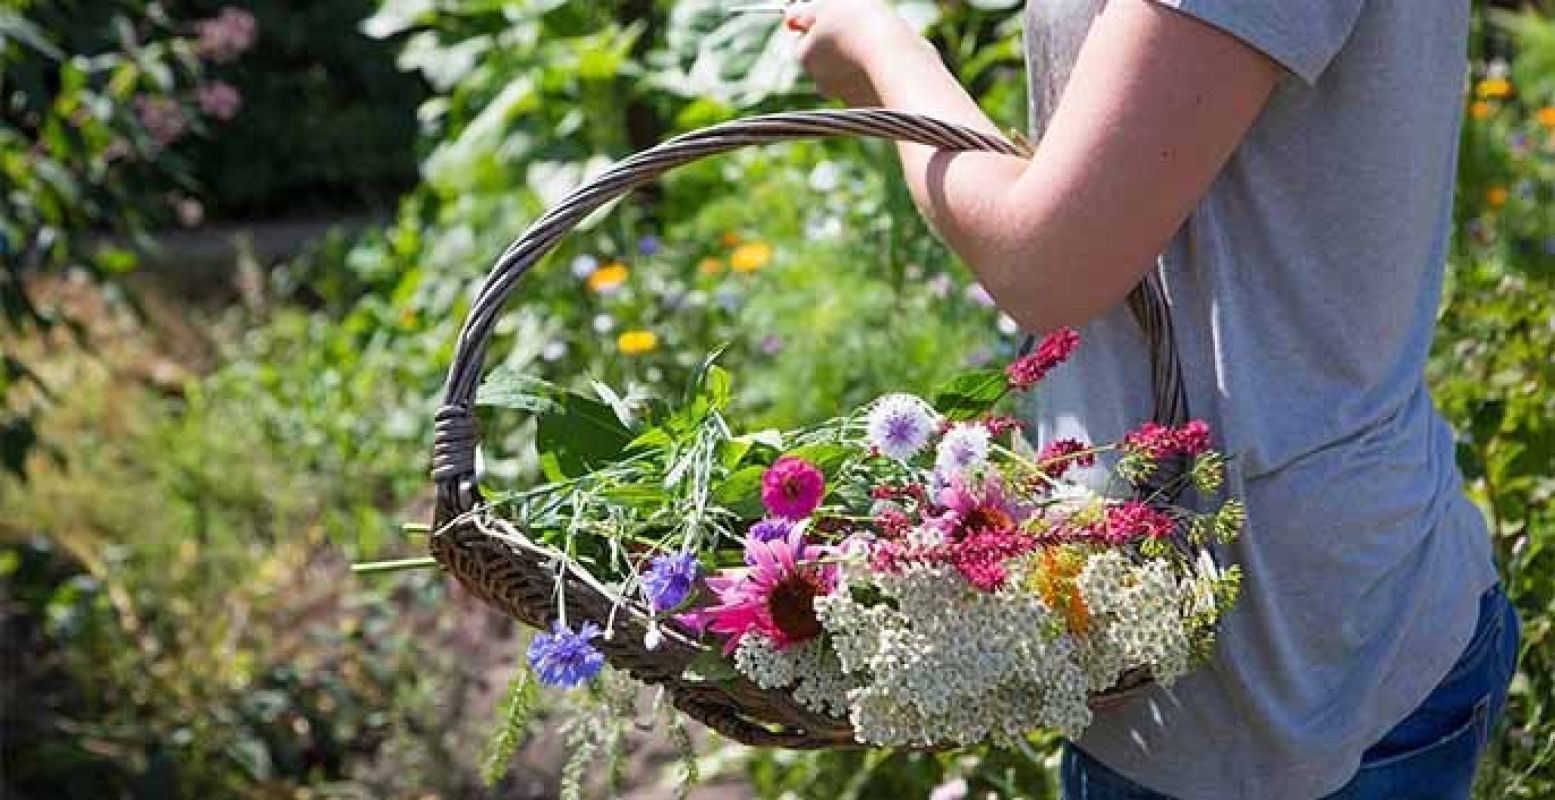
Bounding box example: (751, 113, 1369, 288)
(2, 0, 1551, 798)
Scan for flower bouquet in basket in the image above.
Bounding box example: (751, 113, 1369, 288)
(461, 326, 1242, 748)
(418, 108, 1243, 753)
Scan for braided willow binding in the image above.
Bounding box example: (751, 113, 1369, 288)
(428, 108, 1190, 748)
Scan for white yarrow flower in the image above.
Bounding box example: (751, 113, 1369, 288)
(935, 423, 990, 477)
(866, 394, 938, 461)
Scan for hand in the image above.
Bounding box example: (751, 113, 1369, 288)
(784, 0, 932, 107)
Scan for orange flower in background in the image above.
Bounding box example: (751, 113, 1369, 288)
(587, 262, 629, 292)
(730, 242, 772, 273)
(1486, 186, 1510, 208)
(1469, 101, 1492, 120)
(721, 230, 743, 247)
(697, 257, 725, 276)
(1538, 107, 1555, 129)
(617, 329, 658, 355)
(1475, 77, 1512, 99)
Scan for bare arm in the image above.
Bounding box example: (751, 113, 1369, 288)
(789, 0, 1283, 332)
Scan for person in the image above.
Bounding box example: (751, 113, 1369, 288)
(779, 0, 1520, 797)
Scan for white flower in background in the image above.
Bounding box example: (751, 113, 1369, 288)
(866, 393, 939, 461)
(936, 423, 991, 478)
(929, 778, 969, 800)
(592, 313, 615, 334)
(808, 160, 840, 192)
(541, 340, 568, 362)
(570, 253, 599, 279)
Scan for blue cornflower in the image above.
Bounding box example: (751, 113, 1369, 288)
(638, 235, 661, 255)
(642, 552, 699, 611)
(527, 620, 605, 688)
(745, 517, 794, 564)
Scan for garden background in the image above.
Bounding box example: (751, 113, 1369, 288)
(2, 0, 1552, 797)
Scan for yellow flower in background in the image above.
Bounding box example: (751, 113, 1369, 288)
(1486, 186, 1510, 208)
(1538, 107, 1555, 129)
(587, 262, 629, 292)
(1469, 101, 1492, 120)
(730, 242, 772, 273)
(617, 329, 658, 355)
(697, 257, 725, 276)
(1475, 77, 1512, 99)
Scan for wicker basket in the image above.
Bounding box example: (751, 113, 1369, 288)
(428, 108, 1190, 749)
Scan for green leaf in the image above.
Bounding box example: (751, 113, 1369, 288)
(712, 465, 767, 518)
(704, 364, 732, 410)
(931, 369, 1007, 420)
(477, 367, 561, 413)
(718, 436, 753, 470)
(600, 483, 668, 509)
(786, 443, 850, 480)
(682, 651, 740, 684)
(536, 392, 634, 477)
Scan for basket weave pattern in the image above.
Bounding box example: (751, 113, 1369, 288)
(429, 109, 1188, 748)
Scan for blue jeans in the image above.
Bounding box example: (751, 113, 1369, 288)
(1062, 584, 1520, 799)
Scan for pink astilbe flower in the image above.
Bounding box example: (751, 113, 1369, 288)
(1005, 327, 1080, 390)
(1123, 419, 1215, 460)
(1173, 419, 1212, 456)
(678, 530, 837, 654)
(1101, 500, 1176, 544)
(761, 456, 825, 520)
(1034, 438, 1095, 480)
(980, 414, 1026, 438)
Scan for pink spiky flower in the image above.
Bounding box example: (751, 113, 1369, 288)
(678, 529, 837, 654)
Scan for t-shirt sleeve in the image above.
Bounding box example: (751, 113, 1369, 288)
(1149, 0, 1367, 85)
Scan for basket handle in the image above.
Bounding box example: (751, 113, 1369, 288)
(432, 108, 1188, 522)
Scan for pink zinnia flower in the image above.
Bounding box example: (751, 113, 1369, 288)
(1005, 327, 1080, 390)
(678, 530, 837, 654)
(761, 456, 825, 520)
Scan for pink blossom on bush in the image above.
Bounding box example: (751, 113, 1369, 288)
(196, 7, 257, 63)
(133, 96, 189, 146)
(196, 81, 243, 121)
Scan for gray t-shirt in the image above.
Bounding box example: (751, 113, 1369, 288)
(1020, 0, 1499, 797)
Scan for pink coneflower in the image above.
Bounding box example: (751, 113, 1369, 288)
(927, 475, 1029, 541)
(761, 456, 825, 520)
(679, 530, 837, 654)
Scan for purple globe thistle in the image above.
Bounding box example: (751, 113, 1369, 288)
(935, 423, 991, 478)
(642, 552, 699, 611)
(866, 394, 938, 461)
(527, 620, 605, 688)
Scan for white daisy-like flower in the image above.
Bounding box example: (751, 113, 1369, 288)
(866, 393, 939, 461)
(935, 423, 990, 477)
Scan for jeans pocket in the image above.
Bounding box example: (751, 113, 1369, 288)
(1333, 695, 1491, 800)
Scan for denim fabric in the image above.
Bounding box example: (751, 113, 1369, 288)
(1061, 585, 1520, 800)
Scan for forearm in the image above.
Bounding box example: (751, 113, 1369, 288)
(867, 39, 1087, 332)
